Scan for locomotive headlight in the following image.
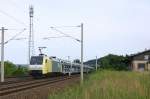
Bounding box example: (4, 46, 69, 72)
(29, 65, 42, 70)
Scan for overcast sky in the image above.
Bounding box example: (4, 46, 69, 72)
(0, 0, 150, 64)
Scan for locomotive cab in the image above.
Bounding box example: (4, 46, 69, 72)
(29, 56, 44, 77)
(29, 55, 53, 77)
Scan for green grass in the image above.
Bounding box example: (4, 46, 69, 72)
(49, 70, 150, 99)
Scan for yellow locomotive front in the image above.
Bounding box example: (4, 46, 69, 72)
(29, 55, 52, 77)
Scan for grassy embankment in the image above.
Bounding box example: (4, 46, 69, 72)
(49, 70, 150, 99)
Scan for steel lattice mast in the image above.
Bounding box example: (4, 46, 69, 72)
(29, 5, 34, 65)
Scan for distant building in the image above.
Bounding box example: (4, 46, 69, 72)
(130, 50, 150, 71)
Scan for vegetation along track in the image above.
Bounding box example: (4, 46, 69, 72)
(0, 74, 80, 96)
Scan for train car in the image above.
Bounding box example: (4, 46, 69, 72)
(29, 55, 93, 77)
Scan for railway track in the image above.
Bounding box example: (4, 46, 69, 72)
(0, 76, 33, 85)
(0, 75, 79, 96)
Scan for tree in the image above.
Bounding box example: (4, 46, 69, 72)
(4, 61, 17, 76)
(99, 54, 129, 70)
(84, 54, 130, 71)
(12, 66, 28, 76)
(0, 61, 28, 77)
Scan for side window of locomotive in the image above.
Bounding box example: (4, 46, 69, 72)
(45, 59, 47, 63)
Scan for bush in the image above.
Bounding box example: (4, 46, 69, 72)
(12, 66, 28, 76)
(0, 61, 28, 77)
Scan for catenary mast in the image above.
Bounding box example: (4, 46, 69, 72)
(29, 5, 34, 65)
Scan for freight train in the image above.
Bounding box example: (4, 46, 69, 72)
(29, 54, 93, 77)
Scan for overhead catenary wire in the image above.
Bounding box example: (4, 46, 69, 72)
(50, 25, 81, 28)
(6, 0, 39, 24)
(13, 37, 27, 40)
(43, 36, 70, 40)
(6, 0, 25, 12)
(4, 28, 27, 30)
(0, 9, 27, 27)
(1, 28, 27, 44)
(50, 27, 81, 42)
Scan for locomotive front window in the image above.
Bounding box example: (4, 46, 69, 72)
(30, 56, 43, 65)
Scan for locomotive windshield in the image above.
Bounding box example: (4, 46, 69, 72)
(30, 56, 43, 65)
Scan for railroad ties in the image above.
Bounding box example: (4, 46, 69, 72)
(0, 75, 80, 97)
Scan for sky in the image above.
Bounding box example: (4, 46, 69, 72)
(0, 0, 150, 64)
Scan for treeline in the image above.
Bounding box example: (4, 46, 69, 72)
(85, 54, 130, 71)
(1, 61, 28, 77)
